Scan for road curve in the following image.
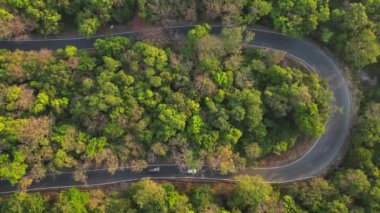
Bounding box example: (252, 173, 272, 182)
(0, 26, 351, 193)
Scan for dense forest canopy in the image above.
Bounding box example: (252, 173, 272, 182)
(1, 102, 377, 212)
(0, 0, 380, 212)
(0, 0, 136, 37)
(0, 0, 380, 68)
(0, 0, 379, 68)
(282, 103, 380, 212)
(138, 0, 380, 69)
(1, 101, 380, 213)
(0, 176, 285, 212)
(0, 25, 332, 186)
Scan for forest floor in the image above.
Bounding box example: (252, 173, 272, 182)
(258, 138, 315, 167)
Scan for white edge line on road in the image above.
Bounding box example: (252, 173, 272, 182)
(0, 176, 316, 195)
(0, 25, 351, 194)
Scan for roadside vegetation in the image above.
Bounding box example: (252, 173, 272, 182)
(0, 176, 285, 212)
(137, 0, 380, 70)
(282, 103, 380, 212)
(0, 0, 135, 37)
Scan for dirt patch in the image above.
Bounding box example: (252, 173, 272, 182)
(258, 137, 315, 167)
(128, 10, 152, 31)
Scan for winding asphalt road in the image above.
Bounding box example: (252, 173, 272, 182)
(0, 26, 351, 194)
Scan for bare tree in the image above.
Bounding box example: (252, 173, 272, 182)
(73, 165, 88, 184)
(0, 15, 37, 40)
(129, 159, 148, 173)
(97, 148, 119, 174)
(18, 177, 33, 191)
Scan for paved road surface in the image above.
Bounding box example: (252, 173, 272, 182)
(0, 26, 351, 194)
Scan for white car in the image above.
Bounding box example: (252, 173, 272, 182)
(187, 169, 197, 174)
(148, 167, 160, 173)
